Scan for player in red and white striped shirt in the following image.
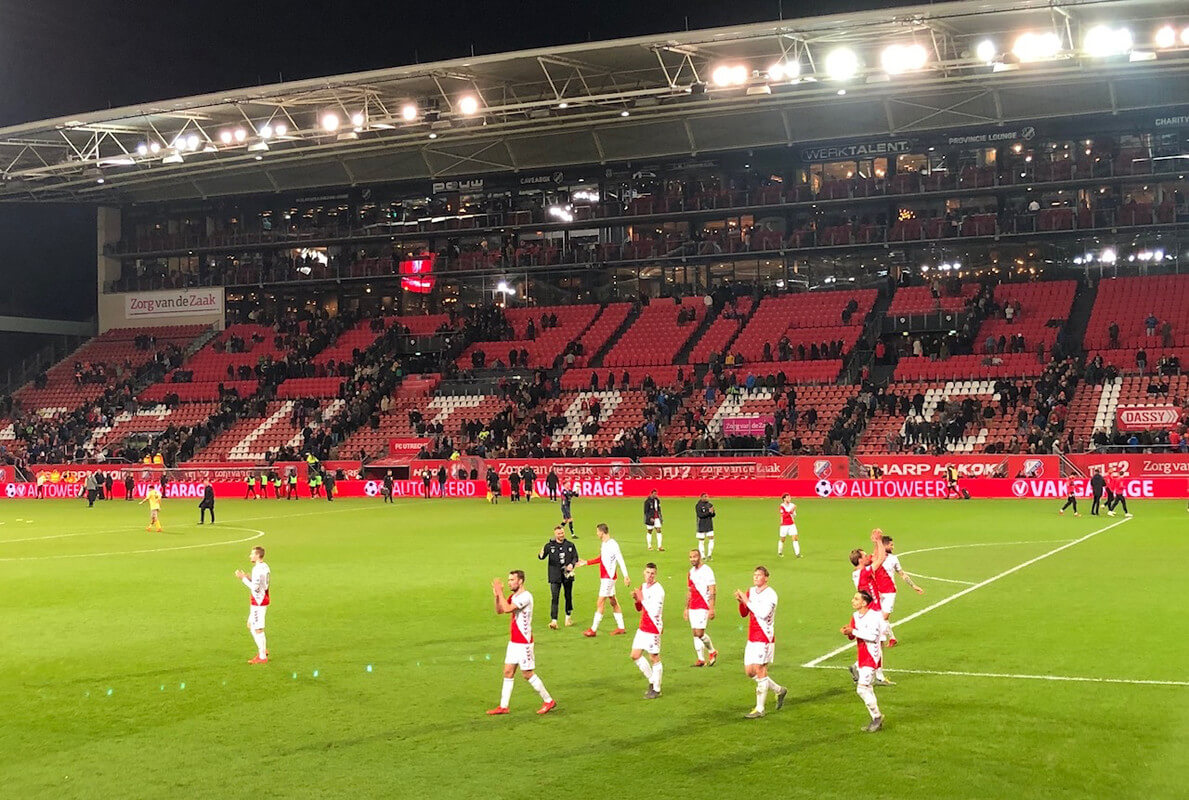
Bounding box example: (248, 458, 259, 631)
(487, 569, 556, 716)
(734, 566, 787, 719)
(234, 546, 270, 664)
(630, 563, 665, 699)
(579, 523, 630, 636)
(685, 549, 718, 666)
(778, 494, 800, 558)
(873, 534, 925, 646)
(842, 589, 887, 732)
(848, 530, 892, 685)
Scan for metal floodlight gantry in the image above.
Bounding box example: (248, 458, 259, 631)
(0, 0, 1185, 202)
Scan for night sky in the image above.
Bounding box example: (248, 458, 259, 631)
(0, 0, 892, 323)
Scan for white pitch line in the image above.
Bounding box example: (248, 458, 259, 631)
(897, 539, 1073, 557)
(802, 519, 1131, 668)
(0, 500, 406, 545)
(905, 571, 976, 586)
(806, 664, 1189, 688)
(0, 525, 266, 561)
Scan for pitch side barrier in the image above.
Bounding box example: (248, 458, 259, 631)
(3, 476, 1187, 500)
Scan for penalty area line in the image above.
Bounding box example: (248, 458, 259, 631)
(801, 518, 1132, 668)
(806, 664, 1189, 688)
(905, 572, 975, 586)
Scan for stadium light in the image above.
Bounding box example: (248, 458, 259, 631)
(768, 60, 800, 81)
(1155, 25, 1176, 48)
(1184, 26, 1189, 45)
(1083, 25, 1132, 57)
(1012, 31, 1062, 62)
(880, 43, 928, 74)
(401, 103, 419, 122)
(321, 112, 340, 132)
(711, 64, 749, 87)
(274, 122, 288, 136)
(975, 39, 997, 64)
(351, 112, 366, 129)
(232, 128, 247, 143)
(185, 134, 200, 151)
(219, 130, 233, 144)
(824, 48, 860, 81)
(136, 143, 149, 156)
(149, 141, 161, 154)
(259, 125, 274, 139)
(458, 95, 480, 115)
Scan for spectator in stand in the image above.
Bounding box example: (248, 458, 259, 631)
(1137, 349, 1148, 373)
(1108, 321, 1120, 348)
(1145, 313, 1158, 337)
(1161, 320, 1174, 348)
(1004, 304, 1015, 324)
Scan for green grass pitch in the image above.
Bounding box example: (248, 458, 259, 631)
(0, 494, 1184, 799)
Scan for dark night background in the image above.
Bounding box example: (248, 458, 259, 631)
(0, 0, 893, 328)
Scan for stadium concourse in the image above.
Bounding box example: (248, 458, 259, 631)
(0, 273, 1186, 482)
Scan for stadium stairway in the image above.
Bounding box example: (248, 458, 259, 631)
(673, 306, 719, 365)
(1063, 279, 1098, 356)
(589, 303, 640, 368)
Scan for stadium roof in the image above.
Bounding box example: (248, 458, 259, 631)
(3, 0, 1188, 204)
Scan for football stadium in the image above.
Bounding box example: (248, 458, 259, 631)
(1, 0, 1188, 796)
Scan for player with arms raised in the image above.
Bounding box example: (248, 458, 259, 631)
(579, 523, 630, 637)
(778, 493, 800, 558)
(234, 546, 270, 664)
(842, 589, 887, 732)
(873, 534, 924, 646)
(629, 563, 665, 699)
(849, 530, 892, 685)
(684, 549, 717, 667)
(487, 569, 556, 716)
(734, 566, 787, 718)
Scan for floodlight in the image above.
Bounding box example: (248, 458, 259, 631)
(711, 64, 748, 87)
(233, 128, 248, 143)
(824, 48, 860, 80)
(321, 112, 340, 132)
(768, 60, 800, 81)
(1012, 31, 1062, 62)
(975, 39, 997, 63)
(1155, 25, 1176, 48)
(458, 95, 480, 115)
(1083, 25, 1132, 57)
(881, 43, 928, 74)
(401, 103, 419, 121)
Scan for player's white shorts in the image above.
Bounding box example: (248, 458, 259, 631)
(247, 605, 267, 629)
(504, 642, 536, 671)
(744, 641, 774, 666)
(779, 524, 797, 538)
(695, 530, 714, 540)
(598, 578, 618, 598)
(687, 609, 709, 629)
(880, 592, 897, 615)
(646, 521, 661, 530)
(856, 666, 876, 686)
(631, 630, 661, 655)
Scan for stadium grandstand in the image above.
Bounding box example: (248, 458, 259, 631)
(0, 0, 1187, 481)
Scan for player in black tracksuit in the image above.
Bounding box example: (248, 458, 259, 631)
(538, 526, 580, 627)
(198, 483, 216, 524)
(560, 489, 577, 537)
(1090, 470, 1106, 516)
(381, 471, 394, 503)
(546, 469, 560, 501)
(509, 470, 522, 502)
(644, 491, 663, 551)
(695, 494, 716, 560)
(521, 467, 536, 502)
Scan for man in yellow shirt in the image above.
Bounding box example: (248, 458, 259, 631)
(139, 486, 164, 532)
